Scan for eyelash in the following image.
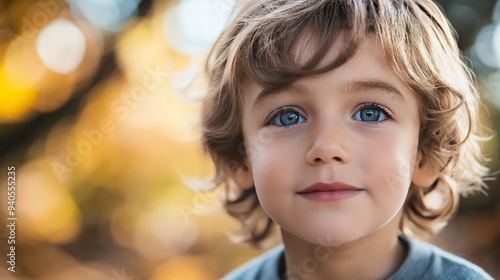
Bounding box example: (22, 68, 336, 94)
(264, 102, 395, 127)
(265, 106, 306, 127)
(355, 102, 395, 124)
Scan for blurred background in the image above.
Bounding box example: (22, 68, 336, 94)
(0, 0, 498, 279)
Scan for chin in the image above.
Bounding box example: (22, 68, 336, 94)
(289, 227, 364, 248)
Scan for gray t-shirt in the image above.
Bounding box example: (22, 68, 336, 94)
(222, 236, 493, 279)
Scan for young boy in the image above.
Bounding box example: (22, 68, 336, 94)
(201, 0, 493, 279)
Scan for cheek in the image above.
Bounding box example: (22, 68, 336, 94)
(360, 132, 417, 192)
(249, 147, 292, 222)
(246, 135, 302, 210)
(245, 128, 302, 185)
(250, 143, 296, 188)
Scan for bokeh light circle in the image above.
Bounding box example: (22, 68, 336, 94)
(36, 19, 86, 74)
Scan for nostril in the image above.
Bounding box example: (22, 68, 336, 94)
(311, 155, 345, 164)
(307, 145, 349, 165)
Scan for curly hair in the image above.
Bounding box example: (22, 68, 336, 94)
(201, 0, 489, 246)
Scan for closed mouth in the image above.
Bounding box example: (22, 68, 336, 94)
(297, 182, 361, 194)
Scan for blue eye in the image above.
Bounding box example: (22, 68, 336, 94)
(353, 105, 390, 123)
(267, 108, 306, 127)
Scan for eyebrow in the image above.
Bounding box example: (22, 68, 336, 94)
(253, 84, 312, 109)
(344, 80, 407, 104)
(252, 79, 406, 109)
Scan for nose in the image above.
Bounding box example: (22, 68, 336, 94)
(305, 120, 350, 165)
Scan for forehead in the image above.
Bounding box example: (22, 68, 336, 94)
(242, 35, 416, 108)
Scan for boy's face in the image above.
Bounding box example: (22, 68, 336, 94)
(237, 37, 424, 246)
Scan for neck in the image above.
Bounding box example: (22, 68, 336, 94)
(281, 219, 406, 280)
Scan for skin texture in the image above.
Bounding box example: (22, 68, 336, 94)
(232, 37, 437, 279)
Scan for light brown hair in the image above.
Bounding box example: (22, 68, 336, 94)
(201, 0, 489, 246)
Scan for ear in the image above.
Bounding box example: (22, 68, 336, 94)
(227, 159, 254, 190)
(411, 152, 439, 188)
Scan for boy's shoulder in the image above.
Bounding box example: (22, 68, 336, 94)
(221, 236, 493, 280)
(389, 235, 493, 280)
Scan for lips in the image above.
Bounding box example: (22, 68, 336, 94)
(297, 182, 363, 201)
(298, 182, 361, 193)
